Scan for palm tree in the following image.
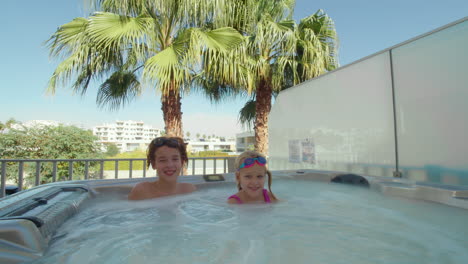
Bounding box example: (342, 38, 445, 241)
(203, 2, 338, 154)
(46, 0, 244, 137)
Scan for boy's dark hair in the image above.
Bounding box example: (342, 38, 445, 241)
(146, 137, 188, 169)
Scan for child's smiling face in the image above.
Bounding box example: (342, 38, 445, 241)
(236, 164, 266, 199)
(152, 146, 182, 181)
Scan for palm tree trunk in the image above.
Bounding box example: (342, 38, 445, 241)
(161, 88, 183, 138)
(254, 78, 272, 155)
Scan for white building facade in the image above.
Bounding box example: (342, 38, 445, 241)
(93, 120, 161, 152)
(235, 131, 255, 153)
(187, 139, 236, 154)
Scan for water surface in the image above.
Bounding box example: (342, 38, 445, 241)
(32, 179, 468, 264)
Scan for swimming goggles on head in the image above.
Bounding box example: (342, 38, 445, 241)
(238, 157, 267, 170)
(152, 137, 186, 147)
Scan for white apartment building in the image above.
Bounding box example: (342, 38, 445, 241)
(93, 120, 161, 152)
(187, 138, 236, 153)
(235, 131, 255, 152)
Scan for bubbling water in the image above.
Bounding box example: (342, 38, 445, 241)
(32, 180, 468, 264)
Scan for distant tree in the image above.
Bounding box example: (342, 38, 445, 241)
(0, 125, 100, 159)
(160, 130, 166, 136)
(5, 118, 20, 129)
(0, 122, 4, 131)
(208, 135, 212, 140)
(196, 133, 200, 139)
(104, 143, 120, 157)
(203, 134, 207, 139)
(186, 131, 191, 138)
(0, 125, 102, 185)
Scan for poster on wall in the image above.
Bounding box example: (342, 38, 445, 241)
(301, 139, 315, 164)
(288, 138, 316, 164)
(288, 140, 301, 163)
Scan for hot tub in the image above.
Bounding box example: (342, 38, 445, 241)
(1, 171, 468, 264)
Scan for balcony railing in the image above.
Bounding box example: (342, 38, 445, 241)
(0, 157, 235, 198)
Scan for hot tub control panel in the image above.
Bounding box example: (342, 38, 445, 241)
(203, 174, 225, 182)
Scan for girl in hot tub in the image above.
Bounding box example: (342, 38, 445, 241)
(128, 137, 196, 200)
(227, 151, 277, 204)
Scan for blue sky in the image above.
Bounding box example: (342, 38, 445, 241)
(1, 0, 466, 137)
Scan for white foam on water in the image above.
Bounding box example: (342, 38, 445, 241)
(31, 179, 468, 264)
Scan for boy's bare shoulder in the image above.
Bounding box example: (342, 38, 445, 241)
(128, 182, 152, 200)
(178, 182, 197, 193)
(133, 181, 153, 191)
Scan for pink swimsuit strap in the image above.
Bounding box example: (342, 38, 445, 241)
(263, 189, 271, 203)
(228, 189, 271, 204)
(228, 194, 243, 204)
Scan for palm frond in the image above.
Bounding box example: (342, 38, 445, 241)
(238, 99, 256, 130)
(46, 17, 89, 58)
(201, 40, 256, 95)
(73, 67, 93, 95)
(91, 0, 148, 16)
(143, 45, 189, 95)
(91, 0, 232, 28)
(255, 0, 294, 22)
(191, 73, 245, 103)
(87, 12, 152, 56)
(191, 27, 244, 53)
(96, 71, 141, 110)
(297, 10, 339, 76)
(47, 49, 93, 95)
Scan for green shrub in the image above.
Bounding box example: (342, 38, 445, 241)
(0, 125, 102, 185)
(104, 150, 146, 170)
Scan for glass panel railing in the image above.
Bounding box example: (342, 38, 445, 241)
(269, 52, 396, 177)
(269, 18, 468, 185)
(392, 20, 468, 185)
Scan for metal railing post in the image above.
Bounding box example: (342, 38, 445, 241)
(213, 158, 217, 174)
(192, 159, 195, 175)
(100, 160, 104, 179)
(52, 161, 57, 182)
(224, 158, 227, 173)
(1, 162, 6, 198)
(35, 161, 40, 186)
(129, 160, 133, 178)
(84, 161, 89, 180)
(114, 160, 119, 179)
(18, 161, 24, 191)
(68, 161, 73, 181)
(203, 158, 206, 175)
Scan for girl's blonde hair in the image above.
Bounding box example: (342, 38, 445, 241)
(235, 150, 276, 200)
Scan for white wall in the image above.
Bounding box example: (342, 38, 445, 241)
(269, 18, 468, 185)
